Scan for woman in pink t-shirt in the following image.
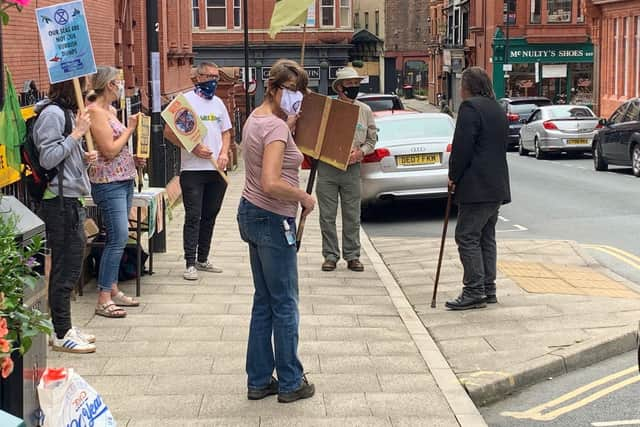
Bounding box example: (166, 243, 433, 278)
(237, 60, 316, 403)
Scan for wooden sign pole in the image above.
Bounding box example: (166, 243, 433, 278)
(72, 77, 94, 152)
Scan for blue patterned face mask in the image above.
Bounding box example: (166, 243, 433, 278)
(195, 80, 218, 99)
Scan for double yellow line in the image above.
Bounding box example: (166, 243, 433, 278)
(583, 244, 640, 270)
(501, 366, 640, 421)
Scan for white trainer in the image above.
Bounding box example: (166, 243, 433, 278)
(183, 266, 199, 281)
(49, 327, 96, 346)
(195, 260, 223, 273)
(51, 328, 96, 354)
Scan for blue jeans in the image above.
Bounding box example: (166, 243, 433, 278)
(91, 180, 134, 292)
(237, 198, 304, 393)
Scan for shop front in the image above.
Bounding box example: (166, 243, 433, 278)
(492, 33, 594, 107)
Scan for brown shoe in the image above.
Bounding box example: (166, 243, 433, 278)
(347, 259, 364, 272)
(321, 260, 337, 271)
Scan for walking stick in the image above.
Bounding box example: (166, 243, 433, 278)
(431, 189, 453, 308)
(296, 158, 317, 252)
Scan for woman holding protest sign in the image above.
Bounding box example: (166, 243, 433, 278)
(87, 66, 144, 318)
(237, 59, 316, 403)
(33, 77, 98, 353)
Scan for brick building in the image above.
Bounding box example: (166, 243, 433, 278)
(441, 0, 594, 110)
(588, 0, 640, 117)
(383, 0, 431, 94)
(2, 0, 193, 107)
(192, 0, 354, 99)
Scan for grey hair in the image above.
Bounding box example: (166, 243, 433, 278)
(86, 66, 119, 102)
(196, 62, 219, 74)
(461, 66, 495, 99)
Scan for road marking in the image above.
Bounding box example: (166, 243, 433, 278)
(501, 366, 639, 421)
(496, 224, 528, 233)
(592, 420, 640, 426)
(498, 216, 510, 222)
(583, 245, 640, 270)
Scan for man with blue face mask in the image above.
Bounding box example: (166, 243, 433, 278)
(317, 67, 377, 272)
(164, 62, 232, 281)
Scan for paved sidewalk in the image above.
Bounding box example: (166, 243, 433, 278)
(50, 168, 485, 426)
(370, 237, 640, 405)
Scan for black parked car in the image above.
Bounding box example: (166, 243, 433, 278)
(498, 97, 552, 148)
(357, 94, 405, 112)
(593, 98, 640, 176)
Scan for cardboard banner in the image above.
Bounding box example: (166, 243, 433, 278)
(35, 0, 97, 84)
(295, 92, 359, 171)
(136, 114, 151, 158)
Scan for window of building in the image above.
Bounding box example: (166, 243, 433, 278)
(233, 0, 241, 28)
(547, 0, 571, 23)
(375, 10, 379, 35)
(340, 0, 350, 27)
(364, 12, 369, 29)
(636, 17, 640, 97)
(354, 12, 360, 29)
(454, 8, 460, 45)
(462, 8, 469, 42)
(624, 17, 630, 95)
(206, 0, 226, 27)
(192, 0, 200, 27)
(570, 63, 593, 106)
(321, 0, 335, 27)
(530, 0, 541, 23)
(576, 0, 584, 23)
(503, 0, 516, 25)
(507, 63, 538, 97)
(614, 18, 620, 96)
(447, 13, 454, 45)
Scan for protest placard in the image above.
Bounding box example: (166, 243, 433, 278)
(36, 0, 97, 150)
(161, 95, 229, 184)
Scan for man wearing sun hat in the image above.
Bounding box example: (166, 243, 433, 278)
(317, 66, 378, 272)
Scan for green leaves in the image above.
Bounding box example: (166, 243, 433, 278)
(0, 213, 52, 365)
(0, 11, 9, 26)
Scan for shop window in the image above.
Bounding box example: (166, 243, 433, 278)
(233, 0, 241, 28)
(547, 0, 571, 23)
(365, 11, 369, 29)
(321, 0, 335, 27)
(570, 63, 593, 106)
(503, 0, 516, 25)
(340, 0, 351, 27)
(507, 63, 538, 97)
(530, 0, 541, 23)
(206, 0, 226, 28)
(192, 0, 200, 27)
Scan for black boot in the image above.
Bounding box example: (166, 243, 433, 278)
(247, 377, 278, 400)
(484, 283, 497, 304)
(445, 292, 487, 310)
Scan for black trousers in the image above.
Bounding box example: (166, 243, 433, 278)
(180, 170, 227, 267)
(39, 197, 86, 339)
(454, 202, 501, 298)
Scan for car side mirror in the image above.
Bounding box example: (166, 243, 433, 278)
(598, 118, 608, 127)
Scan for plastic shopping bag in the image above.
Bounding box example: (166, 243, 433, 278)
(37, 368, 117, 427)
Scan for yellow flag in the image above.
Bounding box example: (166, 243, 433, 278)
(268, 0, 314, 39)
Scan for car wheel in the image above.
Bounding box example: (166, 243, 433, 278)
(593, 140, 608, 171)
(632, 144, 640, 177)
(518, 137, 529, 156)
(534, 138, 545, 160)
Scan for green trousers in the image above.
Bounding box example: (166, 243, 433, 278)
(316, 162, 361, 262)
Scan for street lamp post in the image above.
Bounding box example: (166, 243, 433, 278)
(504, 0, 511, 96)
(242, 0, 250, 115)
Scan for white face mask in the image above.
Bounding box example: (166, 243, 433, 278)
(280, 89, 303, 116)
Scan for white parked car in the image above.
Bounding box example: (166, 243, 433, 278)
(360, 112, 455, 208)
(518, 105, 601, 159)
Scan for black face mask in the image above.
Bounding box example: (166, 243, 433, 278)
(342, 86, 360, 100)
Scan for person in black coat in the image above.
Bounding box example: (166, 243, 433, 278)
(446, 67, 511, 310)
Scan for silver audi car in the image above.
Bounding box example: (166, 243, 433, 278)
(518, 105, 601, 159)
(360, 112, 455, 208)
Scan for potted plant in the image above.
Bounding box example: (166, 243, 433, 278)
(0, 214, 52, 380)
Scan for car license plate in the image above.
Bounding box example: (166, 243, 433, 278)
(396, 153, 440, 166)
(567, 138, 588, 145)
